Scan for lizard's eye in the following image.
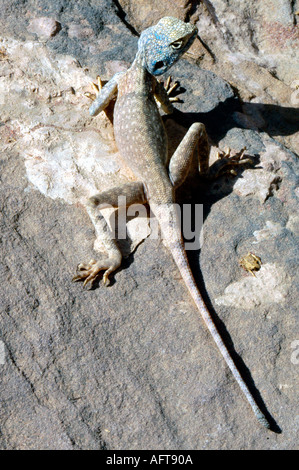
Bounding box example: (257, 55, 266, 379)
(171, 40, 184, 50)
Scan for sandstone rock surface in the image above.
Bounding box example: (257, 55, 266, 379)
(0, 0, 298, 450)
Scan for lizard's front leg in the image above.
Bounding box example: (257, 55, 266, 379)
(73, 182, 146, 288)
(88, 72, 124, 117)
(153, 76, 177, 114)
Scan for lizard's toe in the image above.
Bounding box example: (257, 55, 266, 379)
(163, 76, 183, 102)
(72, 257, 120, 288)
(163, 76, 179, 95)
(207, 147, 254, 178)
(84, 76, 103, 101)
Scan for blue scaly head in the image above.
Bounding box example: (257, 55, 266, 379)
(138, 17, 198, 76)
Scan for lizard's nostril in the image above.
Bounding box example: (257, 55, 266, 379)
(153, 61, 164, 72)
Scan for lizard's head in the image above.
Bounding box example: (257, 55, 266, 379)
(138, 17, 198, 76)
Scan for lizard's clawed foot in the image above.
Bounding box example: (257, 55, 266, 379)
(84, 75, 103, 101)
(162, 76, 181, 103)
(72, 257, 120, 288)
(208, 147, 254, 178)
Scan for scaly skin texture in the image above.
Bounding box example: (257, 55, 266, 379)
(73, 17, 271, 429)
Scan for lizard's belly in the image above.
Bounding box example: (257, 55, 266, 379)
(114, 93, 168, 178)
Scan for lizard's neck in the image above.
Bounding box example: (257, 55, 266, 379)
(130, 50, 146, 72)
(119, 51, 153, 95)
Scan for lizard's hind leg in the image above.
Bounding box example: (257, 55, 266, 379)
(168, 122, 253, 187)
(169, 122, 210, 188)
(73, 182, 146, 288)
(207, 147, 253, 178)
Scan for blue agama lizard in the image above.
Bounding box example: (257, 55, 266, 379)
(73, 17, 270, 429)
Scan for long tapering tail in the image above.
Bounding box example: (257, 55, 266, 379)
(171, 238, 270, 428)
(154, 202, 270, 428)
